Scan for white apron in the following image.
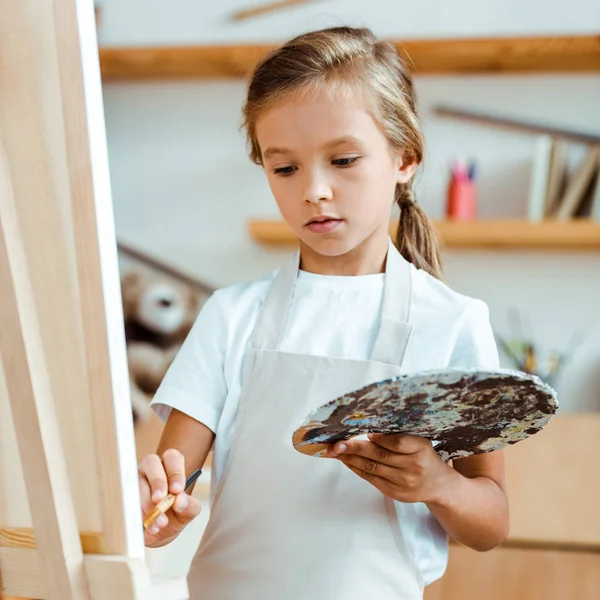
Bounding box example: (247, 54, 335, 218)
(189, 241, 424, 600)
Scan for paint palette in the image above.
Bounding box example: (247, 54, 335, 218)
(292, 369, 558, 461)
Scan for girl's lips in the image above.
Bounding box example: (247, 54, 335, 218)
(306, 218, 343, 233)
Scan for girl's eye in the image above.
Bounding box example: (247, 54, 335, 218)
(273, 166, 297, 176)
(332, 157, 360, 167)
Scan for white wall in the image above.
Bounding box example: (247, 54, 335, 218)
(99, 0, 600, 411)
(97, 0, 600, 44)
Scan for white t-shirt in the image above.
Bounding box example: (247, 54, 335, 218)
(151, 262, 499, 585)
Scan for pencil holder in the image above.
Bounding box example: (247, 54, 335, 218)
(447, 177, 477, 220)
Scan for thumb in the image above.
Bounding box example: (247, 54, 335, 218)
(170, 492, 202, 527)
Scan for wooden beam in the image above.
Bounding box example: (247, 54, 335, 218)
(0, 547, 183, 600)
(99, 35, 600, 81)
(84, 555, 152, 600)
(0, 547, 46, 599)
(396, 34, 600, 74)
(52, 0, 145, 558)
(248, 219, 600, 251)
(1, 0, 102, 541)
(0, 527, 104, 554)
(0, 134, 88, 599)
(230, 0, 320, 22)
(118, 239, 214, 295)
(100, 44, 274, 80)
(435, 106, 600, 145)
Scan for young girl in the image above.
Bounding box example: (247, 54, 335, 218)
(139, 26, 509, 600)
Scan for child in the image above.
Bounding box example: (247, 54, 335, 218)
(139, 26, 509, 600)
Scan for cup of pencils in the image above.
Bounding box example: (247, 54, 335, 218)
(446, 159, 477, 220)
(497, 338, 563, 388)
(495, 308, 584, 388)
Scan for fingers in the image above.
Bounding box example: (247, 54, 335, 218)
(368, 433, 426, 455)
(161, 448, 186, 494)
(138, 474, 154, 516)
(171, 493, 202, 527)
(139, 453, 169, 503)
(139, 448, 186, 502)
(327, 438, 400, 466)
(343, 462, 394, 498)
(139, 450, 201, 544)
(328, 434, 425, 459)
(145, 512, 169, 537)
(330, 435, 441, 504)
(144, 492, 202, 542)
(327, 434, 432, 475)
(337, 452, 398, 484)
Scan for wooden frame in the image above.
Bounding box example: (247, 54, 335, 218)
(98, 35, 600, 81)
(247, 219, 600, 251)
(0, 0, 180, 598)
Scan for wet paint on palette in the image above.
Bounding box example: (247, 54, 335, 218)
(291, 368, 558, 461)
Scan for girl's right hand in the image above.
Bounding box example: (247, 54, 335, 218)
(138, 449, 202, 548)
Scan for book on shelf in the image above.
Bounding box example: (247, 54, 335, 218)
(527, 135, 555, 222)
(588, 152, 600, 222)
(527, 135, 600, 221)
(554, 146, 600, 220)
(544, 139, 568, 216)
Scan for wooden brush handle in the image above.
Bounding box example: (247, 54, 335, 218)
(142, 469, 202, 529)
(143, 493, 175, 529)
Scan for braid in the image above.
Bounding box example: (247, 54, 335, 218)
(395, 183, 443, 280)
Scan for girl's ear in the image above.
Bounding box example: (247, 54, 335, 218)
(396, 153, 418, 184)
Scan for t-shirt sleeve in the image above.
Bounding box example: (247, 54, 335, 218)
(448, 300, 500, 370)
(150, 291, 227, 433)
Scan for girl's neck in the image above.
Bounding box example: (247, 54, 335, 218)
(299, 230, 389, 276)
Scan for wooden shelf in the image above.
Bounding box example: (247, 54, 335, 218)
(99, 35, 600, 80)
(248, 219, 600, 251)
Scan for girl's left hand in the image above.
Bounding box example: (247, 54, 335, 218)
(328, 433, 456, 504)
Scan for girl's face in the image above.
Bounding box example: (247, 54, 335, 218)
(256, 90, 416, 259)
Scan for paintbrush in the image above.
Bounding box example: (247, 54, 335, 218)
(143, 468, 202, 529)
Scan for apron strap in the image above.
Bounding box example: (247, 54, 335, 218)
(251, 239, 413, 367)
(369, 241, 414, 366)
(250, 251, 300, 351)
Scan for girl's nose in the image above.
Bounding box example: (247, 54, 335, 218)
(303, 172, 333, 204)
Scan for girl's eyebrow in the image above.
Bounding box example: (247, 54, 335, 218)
(263, 146, 291, 160)
(263, 135, 364, 160)
(324, 135, 364, 149)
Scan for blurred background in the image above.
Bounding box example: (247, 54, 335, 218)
(93, 1, 599, 598)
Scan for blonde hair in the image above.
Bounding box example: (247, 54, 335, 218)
(242, 26, 442, 279)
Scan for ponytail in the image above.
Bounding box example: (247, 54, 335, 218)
(394, 183, 443, 280)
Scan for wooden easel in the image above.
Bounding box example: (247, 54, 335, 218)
(0, 1, 181, 598)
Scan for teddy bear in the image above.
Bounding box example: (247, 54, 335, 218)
(121, 269, 202, 423)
